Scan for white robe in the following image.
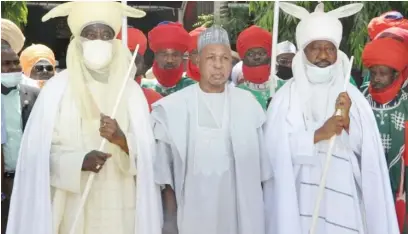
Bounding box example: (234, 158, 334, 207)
(152, 84, 272, 234)
(6, 71, 162, 234)
(264, 51, 399, 234)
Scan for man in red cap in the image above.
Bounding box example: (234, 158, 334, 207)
(362, 37, 408, 233)
(143, 22, 196, 97)
(118, 27, 162, 111)
(361, 27, 408, 90)
(236, 25, 272, 110)
(185, 26, 206, 82)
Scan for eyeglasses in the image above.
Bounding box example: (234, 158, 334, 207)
(277, 58, 292, 66)
(34, 65, 54, 73)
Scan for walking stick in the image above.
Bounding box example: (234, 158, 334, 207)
(68, 44, 140, 234)
(269, 0, 280, 97)
(309, 56, 354, 234)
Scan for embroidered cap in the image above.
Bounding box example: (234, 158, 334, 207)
(197, 25, 230, 53)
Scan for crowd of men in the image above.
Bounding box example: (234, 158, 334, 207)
(1, 1, 408, 234)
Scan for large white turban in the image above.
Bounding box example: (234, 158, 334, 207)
(1, 18, 25, 53)
(280, 2, 363, 49)
(42, 1, 145, 37)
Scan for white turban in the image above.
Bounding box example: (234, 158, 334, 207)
(42, 1, 146, 37)
(1, 18, 25, 53)
(280, 2, 363, 49)
(277, 41, 297, 56)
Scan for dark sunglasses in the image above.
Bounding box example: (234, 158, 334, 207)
(34, 65, 54, 72)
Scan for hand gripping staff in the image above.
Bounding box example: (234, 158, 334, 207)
(309, 56, 354, 234)
(69, 44, 140, 234)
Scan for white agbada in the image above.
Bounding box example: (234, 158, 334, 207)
(152, 84, 272, 234)
(264, 2, 399, 234)
(6, 2, 161, 234)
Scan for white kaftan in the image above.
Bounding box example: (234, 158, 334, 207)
(264, 51, 399, 234)
(152, 84, 272, 234)
(50, 78, 137, 234)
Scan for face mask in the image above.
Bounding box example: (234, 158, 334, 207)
(152, 61, 184, 88)
(276, 65, 293, 80)
(82, 39, 113, 70)
(1, 72, 22, 88)
(186, 60, 201, 81)
(242, 64, 270, 84)
(305, 64, 334, 84)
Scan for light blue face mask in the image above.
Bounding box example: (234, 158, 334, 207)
(305, 64, 334, 84)
(1, 72, 22, 88)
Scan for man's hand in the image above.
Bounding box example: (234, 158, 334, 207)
(82, 150, 111, 173)
(335, 92, 351, 132)
(100, 114, 129, 154)
(314, 116, 346, 143)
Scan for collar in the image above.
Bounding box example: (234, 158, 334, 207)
(1, 84, 18, 95)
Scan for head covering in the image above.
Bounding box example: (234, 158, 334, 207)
(363, 38, 408, 104)
(236, 25, 272, 59)
(277, 41, 297, 56)
(42, 2, 145, 37)
(374, 27, 408, 48)
(231, 61, 243, 85)
(189, 26, 206, 52)
(42, 1, 147, 121)
(1, 18, 25, 53)
(148, 22, 190, 53)
(117, 28, 147, 55)
(20, 44, 56, 76)
(197, 25, 230, 53)
(279, 2, 363, 49)
(368, 11, 408, 40)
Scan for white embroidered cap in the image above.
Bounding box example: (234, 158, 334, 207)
(277, 41, 297, 55)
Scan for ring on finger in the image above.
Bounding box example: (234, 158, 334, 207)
(102, 122, 107, 128)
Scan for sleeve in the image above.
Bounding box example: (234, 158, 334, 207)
(289, 129, 316, 157)
(1, 102, 6, 145)
(112, 126, 137, 176)
(152, 119, 174, 189)
(258, 127, 273, 182)
(49, 119, 87, 194)
(340, 105, 363, 156)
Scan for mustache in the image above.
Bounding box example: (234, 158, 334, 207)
(314, 60, 332, 68)
(163, 64, 177, 69)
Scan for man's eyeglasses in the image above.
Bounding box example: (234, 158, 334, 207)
(34, 65, 54, 73)
(277, 58, 292, 66)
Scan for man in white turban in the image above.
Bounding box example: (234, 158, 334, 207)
(152, 25, 272, 234)
(6, 2, 161, 234)
(275, 40, 297, 90)
(264, 3, 399, 234)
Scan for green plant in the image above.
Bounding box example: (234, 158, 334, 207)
(1, 1, 28, 28)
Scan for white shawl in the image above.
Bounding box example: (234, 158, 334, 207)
(6, 71, 162, 234)
(264, 52, 399, 234)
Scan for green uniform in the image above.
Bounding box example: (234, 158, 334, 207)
(363, 86, 408, 233)
(141, 76, 196, 97)
(238, 81, 270, 110)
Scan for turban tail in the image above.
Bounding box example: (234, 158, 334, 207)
(1, 18, 25, 53)
(20, 44, 56, 76)
(148, 22, 190, 53)
(236, 25, 272, 59)
(117, 28, 147, 55)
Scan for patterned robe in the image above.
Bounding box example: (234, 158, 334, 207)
(141, 76, 196, 97)
(363, 87, 408, 233)
(238, 81, 270, 110)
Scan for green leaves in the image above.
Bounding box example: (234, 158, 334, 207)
(1, 1, 28, 29)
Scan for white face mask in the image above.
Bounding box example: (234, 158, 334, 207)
(1, 72, 23, 88)
(305, 64, 334, 84)
(81, 39, 113, 70)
